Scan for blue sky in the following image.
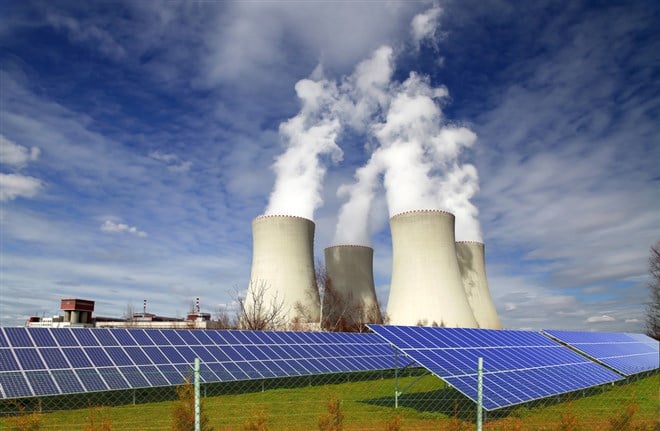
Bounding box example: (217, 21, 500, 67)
(1, 0, 658, 331)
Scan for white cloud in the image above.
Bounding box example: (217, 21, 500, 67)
(586, 315, 616, 323)
(0, 135, 40, 167)
(100, 220, 147, 237)
(0, 173, 42, 201)
(410, 6, 443, 49)
(149, 150, 192, 173)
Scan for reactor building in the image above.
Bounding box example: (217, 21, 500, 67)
(386, 210, 479, 327)
(456, 241, 502, 329)
(246, 215, 320, 327)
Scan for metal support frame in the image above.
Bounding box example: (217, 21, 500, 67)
(477, 357, 483, 431)
(194, 358, 201, 431)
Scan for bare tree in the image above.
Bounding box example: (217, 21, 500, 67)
(214, 305, 238, 329)
(318, 262, 382, 333)
(238, 280, 288, 330)
(646, 241, 660, 340)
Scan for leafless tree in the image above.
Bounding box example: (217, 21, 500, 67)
(646, 241, 660, 340)
(123, 303, 136, 327)
(317, 263, 383, 333)
(237, 280, 288, 330)
(214, 305, 238, 329)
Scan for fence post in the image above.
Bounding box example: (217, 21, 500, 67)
(477, 357, 483, 431)
(194, 357, 201, 431)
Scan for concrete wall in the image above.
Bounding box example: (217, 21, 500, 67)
(456, 241, 503, 329)
(247, 215, 320, 325)
(386, 210, 478, 327)
(324, 245, 382, 323)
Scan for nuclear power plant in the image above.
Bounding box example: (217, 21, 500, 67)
(456, 241, 503, 329)
(324, 245, 382, 326)
(246, 210, 501, 330)
(386, 210, 479, 327)
(246, 215, 320, 325)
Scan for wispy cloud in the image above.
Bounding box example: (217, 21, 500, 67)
(100, 220, 147, 237)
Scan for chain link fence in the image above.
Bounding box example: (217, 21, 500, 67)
(1, 360, 657, 430)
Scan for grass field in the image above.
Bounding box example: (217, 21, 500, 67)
(1, 372, 658, 430)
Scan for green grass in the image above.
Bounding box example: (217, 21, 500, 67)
(1, 373, 658, 430)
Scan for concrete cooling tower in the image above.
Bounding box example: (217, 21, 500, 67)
(386, 210, 478, 327)
(324, 245, 382, 325)
(456, 241, 502, 329)
(247, 215, 320, 326)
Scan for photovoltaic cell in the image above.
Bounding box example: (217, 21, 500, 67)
(543, 330, 659, 376)
(1, 327, 396, 400)
(368, 325, 623, 411)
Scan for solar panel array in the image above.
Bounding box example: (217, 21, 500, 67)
(368, 325, 623, 411)
(0, 328, 396, 399)
(542, 330, 660, 376)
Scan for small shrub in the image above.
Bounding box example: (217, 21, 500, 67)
(243, 408, 270, 431)
(85, 406, 112, 431)
(608, 402, 639, 431)
(318, 396, 343, 431)
(383, 414, 402, 431)
(171, 378, 214, 431)
(6, 404, 41, 431)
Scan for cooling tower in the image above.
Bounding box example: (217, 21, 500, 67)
(456, 241, 503, 329)
(387, 210, 478, 327)
(324, 245, 382, 326)
(247, 215, 320, 326)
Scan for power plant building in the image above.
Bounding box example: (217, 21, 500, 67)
(456, 241, 502, 329)
(386, 210, 479, 327)
(247, 215, 320, 327)
(324, 245, 382, 326)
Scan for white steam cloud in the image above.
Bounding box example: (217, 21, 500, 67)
(265, 6, 482, 241)
(264, 47, 395, 220)
(334, 7, 482, 244)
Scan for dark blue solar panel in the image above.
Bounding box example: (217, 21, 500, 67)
(105, 347, 133, 366)
(85, 347, 113, 367)
(40, 348, 70, 369)
(76, 368, 108, 392)
(92, 329, 120, 346)
(369, 325, 623, 411)
(52, 369, 84, 393)
(176, 330, 200, 345)
(14, 349, 46, 370)
(0, 350, 20, 371)
(0, 331, 8, 347)
(139, 365, 169, 386)
(63, 348, 92, 368)
(1, 328, 397, 399)
(51, 329, 78, 346)
(4, 328, 33, 347)
(0, 372, 32, 398)
(26, 371, 59, 396)
(119, 366, 149, 387)
(29, 329, 57, 346)
(124, 346, 152, 365)
(160, 330, 186, 345)
(98, 367, 130, 389)
(543, 330, 660, 376)
(127, 329, 155, 345)
(72, 329, 100, 346)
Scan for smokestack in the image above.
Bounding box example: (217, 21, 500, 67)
(455, 241, 502, 329)
(247, 215, 320, 325)
(386, 210, 478, 327)
(324, 245, 382, 325)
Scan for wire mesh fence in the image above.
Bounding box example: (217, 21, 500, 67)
(0, 361, 657, 431)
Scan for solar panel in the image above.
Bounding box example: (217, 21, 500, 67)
(542, 330, 660, 376)
(0, 327, 397, 399)
(368, 325, 623, 411)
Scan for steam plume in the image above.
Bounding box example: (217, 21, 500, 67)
(333, 8, 482, 244)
